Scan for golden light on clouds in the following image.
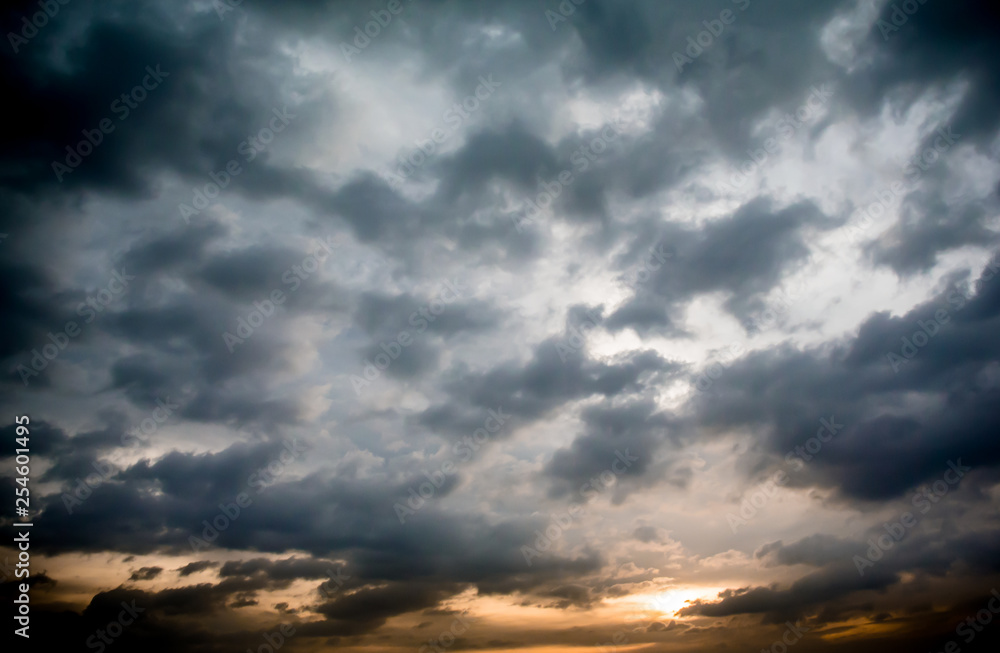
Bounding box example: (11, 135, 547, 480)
(606, 585, 729, 620)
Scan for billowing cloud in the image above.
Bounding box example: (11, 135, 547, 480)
(3, 1, 1000, 651)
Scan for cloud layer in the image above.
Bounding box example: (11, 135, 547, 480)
(3, 0, 1000, 651)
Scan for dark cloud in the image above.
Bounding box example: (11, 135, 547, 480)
(419, 330, 680, 436)
(176, 561, 220, 577)
(544, 400, 679, 503)
(607, 199, 837, 334)
(842, 1, 1000, 275)
(4, 1, 1000, 651)
(688, 257, 1000, 501)
(755, 535, 860, 568)
(129, 566, 164, 581)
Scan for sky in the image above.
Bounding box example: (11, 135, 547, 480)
(2, 0, 1000, 651)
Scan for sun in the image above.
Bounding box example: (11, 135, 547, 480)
(647, 589, 697, 617)
(616, 585, 726, 620)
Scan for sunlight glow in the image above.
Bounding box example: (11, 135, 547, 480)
(609, 585, 729, 621)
